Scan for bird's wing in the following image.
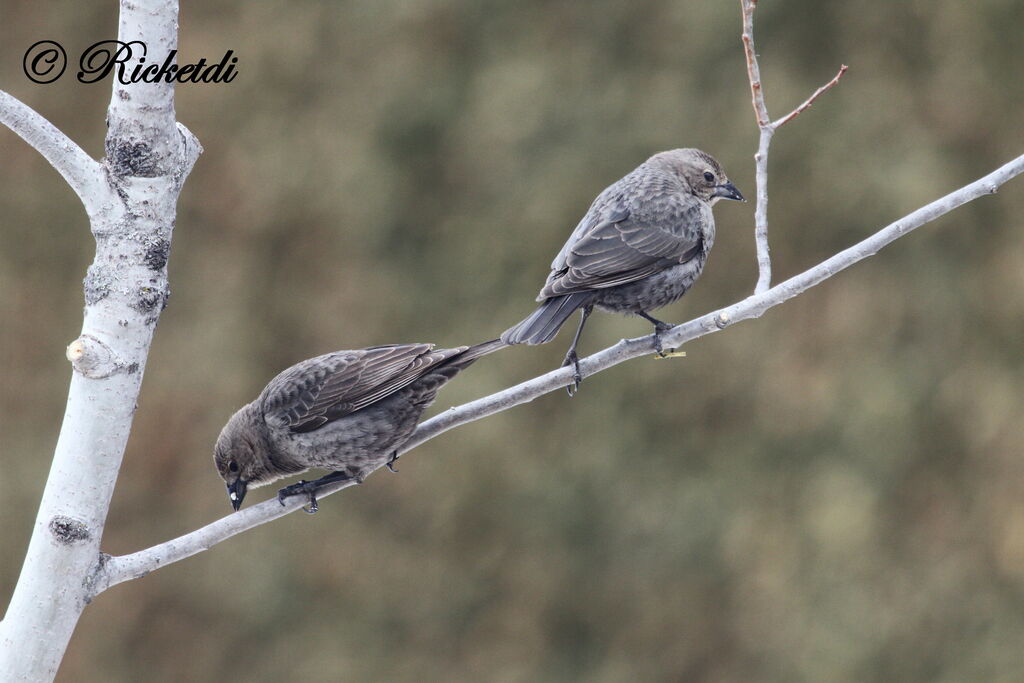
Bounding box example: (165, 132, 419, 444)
(549, 200, 629, 274)
(540, 195, 706, 298)
(260, 344, 466, 433)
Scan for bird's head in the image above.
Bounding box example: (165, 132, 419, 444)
(654, 148, 745, 205)
(213, 404, 277, 511)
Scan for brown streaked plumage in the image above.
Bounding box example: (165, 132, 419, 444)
(214, 339, 505, 512)
(501, 148, 744, 393)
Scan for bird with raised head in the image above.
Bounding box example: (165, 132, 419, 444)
(501, 148, 744, 394)
(214, 339, 504, 513)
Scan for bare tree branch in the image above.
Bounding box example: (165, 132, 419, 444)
(0, 90, 111, 219)
(97, 150, 1024, 593)
(772, 65, 849, 129)
(741, 0, 847, 295)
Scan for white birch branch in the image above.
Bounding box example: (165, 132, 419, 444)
(0, 90, 110, 219)
(741, 0, 847, 294)
(96, 151, 1024, 592)
(0, 1, 200, 679)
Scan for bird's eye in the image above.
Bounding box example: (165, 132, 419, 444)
(703, 171, 716, 183)
(228, 460, 239, 473)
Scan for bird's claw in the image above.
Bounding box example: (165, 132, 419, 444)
(652, 321, 675, 358)
(386, 452, 399, 473)
(561, 350, 582, 396)
(277, 480, 320, 514)
(655, 349, 687, 359)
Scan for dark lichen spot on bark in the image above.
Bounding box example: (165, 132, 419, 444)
(134, 286, 163, 312)
(126, 362, 140, 374)
(84, 265, 113, 305)
(132, 282, 171, 316)
(107, 138, 159, 177)
(144, 238, 170, 271)
(50, 516, 91, 545)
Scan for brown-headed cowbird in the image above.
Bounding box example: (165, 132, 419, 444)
(214, 339, 504, 513)
(501, 148, 744, 393)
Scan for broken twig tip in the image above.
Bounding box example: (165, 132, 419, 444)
(66, 340, 86, 362)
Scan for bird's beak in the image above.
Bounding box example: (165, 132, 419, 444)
(227, 479, 248, 512)
(713, 181, 745, 202)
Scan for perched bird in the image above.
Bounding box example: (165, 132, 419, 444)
(214, 339, 504, 513)
(501, 148, 744, 393)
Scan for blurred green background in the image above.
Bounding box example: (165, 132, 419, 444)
(2, 0, 1024, 680)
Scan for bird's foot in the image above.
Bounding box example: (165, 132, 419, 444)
(386, 452, 400, 473)
(277, 480, 321, 514)
(277, 470, 359, 514)
(561, 349, 583, 396)
(655, 349, 687, 359)
(652, 321, 676, 358)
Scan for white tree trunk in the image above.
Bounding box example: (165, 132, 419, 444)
(0, 1, 199, 679)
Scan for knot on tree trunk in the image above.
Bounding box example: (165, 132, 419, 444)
(66, 334, 135, 378)
(48, 516, 92, 545)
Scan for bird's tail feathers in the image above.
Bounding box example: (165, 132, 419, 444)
(434, 338, 507, 376)
(452, 338, 507, 365)
(500, 292, 595, 345)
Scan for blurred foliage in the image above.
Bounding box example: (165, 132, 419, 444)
(2, 0, 1024, 680)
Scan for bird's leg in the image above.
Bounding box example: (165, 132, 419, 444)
(277, 470, 354, 514)
(561, 304, 593, 396)
(637, 311, 676, 357)
(386, 451, 399, 473)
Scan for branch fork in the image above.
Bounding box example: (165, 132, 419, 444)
(741, 0, 847, 294)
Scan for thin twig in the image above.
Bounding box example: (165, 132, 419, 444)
(96, 151, 1024, 593)
(741, 0, 770, 126)
(742, 0, 774, 293)
(0, 90, 109, 218)
(772, 65, 849, 129)
(751, 126, 774, 294)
